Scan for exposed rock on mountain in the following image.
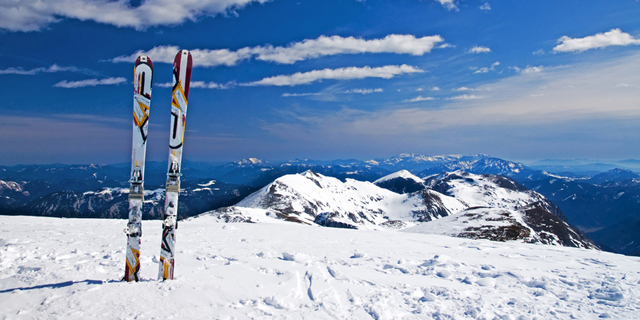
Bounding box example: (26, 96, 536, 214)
(373, 170, 425, 194)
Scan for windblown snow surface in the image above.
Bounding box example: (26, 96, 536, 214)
(1, 216, 639, 319)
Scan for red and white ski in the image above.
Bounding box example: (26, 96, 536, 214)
(158, 50, 192, 280)
(124, 55, 153, 282)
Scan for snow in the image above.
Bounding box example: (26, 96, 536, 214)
(374, 170, 424, 184)
(198, 180, 216, 187)
(1, 215, 640, 319)
(434, 171, 542, 210)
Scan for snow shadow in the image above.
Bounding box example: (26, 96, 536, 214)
(0, 279, 112, 293)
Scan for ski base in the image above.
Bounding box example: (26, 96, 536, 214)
(124, 196, 143, 282)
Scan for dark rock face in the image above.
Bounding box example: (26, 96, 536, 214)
(457, 209, 532, 242)
(374, 177, 425, 194)
(521, 202, 598, 248)
(410, 189, 455, 222)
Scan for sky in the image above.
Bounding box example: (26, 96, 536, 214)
(1, 0, 640, 165)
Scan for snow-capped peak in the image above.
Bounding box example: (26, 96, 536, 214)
(374, 170, 424, 184)
(234, 158, 266, 166)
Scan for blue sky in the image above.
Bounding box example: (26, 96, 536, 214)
(1, 0, 640, 165)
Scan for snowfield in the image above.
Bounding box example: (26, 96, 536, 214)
(1, 215, 640, 319)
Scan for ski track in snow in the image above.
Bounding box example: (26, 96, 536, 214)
(1, 216, 639, 319)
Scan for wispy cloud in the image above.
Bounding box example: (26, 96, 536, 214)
(157, 81, 235, 89)
(110, 34, 444, 67)
(468, 46, 491, 54)
(282, 92, 322, 97)
(244, 65, 424, 86)
(0, 0, 271, 32)
(435, 0, 458, 11)
(553, 28, 640, 53)
(344, 88, 383, 94)
(473, 61, 500, 74)
(453, 87, 475, 91)
(511, 65, 545, 74)
(0, 64, 92, 75)
(53, 77, 126, 88)
(403, 96, 436, 102)
(479, 2, 491, 10)
(446, 94, 484, 100)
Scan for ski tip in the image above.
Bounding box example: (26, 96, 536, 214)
(135, 55, 153, 69)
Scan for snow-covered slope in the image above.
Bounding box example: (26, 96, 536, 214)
(0, 215, 638, 319)
(210, 170, 594, 248)
(228, 170, 459, 228)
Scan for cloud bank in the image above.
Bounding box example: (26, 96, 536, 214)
(244, 65, 424, 86)
(553, 28, 640, 53)
(110, 34, 444, 67)
(0, 0, 271, 32)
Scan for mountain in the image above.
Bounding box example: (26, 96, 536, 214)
(373, 170, 426, 194)
(588, 168, 640, 185)
(214, 170, 465, 228)
(418, 157, 542, 180)
(5, 180, 253, 220)
(207, 170, 595, 248)
(366, 153, 488, 172)
(589, 218, 640, 256)
(522, 177, 640, 231)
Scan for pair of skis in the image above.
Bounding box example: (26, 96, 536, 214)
(123, 50, 193, 282)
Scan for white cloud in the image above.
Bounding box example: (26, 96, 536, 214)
(453, 86, 474, 91)
(403, 95, 436, 102)
(157, 81, 234, 89)
(110, 45, 255, 67)
(244, 65, 424, 86)
(254, 34, 444, 64)
(533, 49, 545, 55)
(446, 94, 484, 100)
(435, 0, 458, 11)
(344, 88, 383, 94)
(431, 86, 441, 91)
(0, 0, 271, 32)
(468, 46, 491, 54)
(473, 61, 500, 74)
(522, 66, 544, 73)
(282, 92, 322, 97)
(553, 28, 640, 53)
(0, 64, 87, 75)
(112, 35, 444, 67)
(510, 65, 545, 74)
(438, 43, 455, 49)
(479, 2, 491, 10)
(53, 77, 126, 88)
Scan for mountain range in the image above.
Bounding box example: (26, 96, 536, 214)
(1, 153, 639, 255)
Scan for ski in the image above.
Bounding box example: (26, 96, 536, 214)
(124, 55, 153, 282)
(158, 49, 192, 281)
